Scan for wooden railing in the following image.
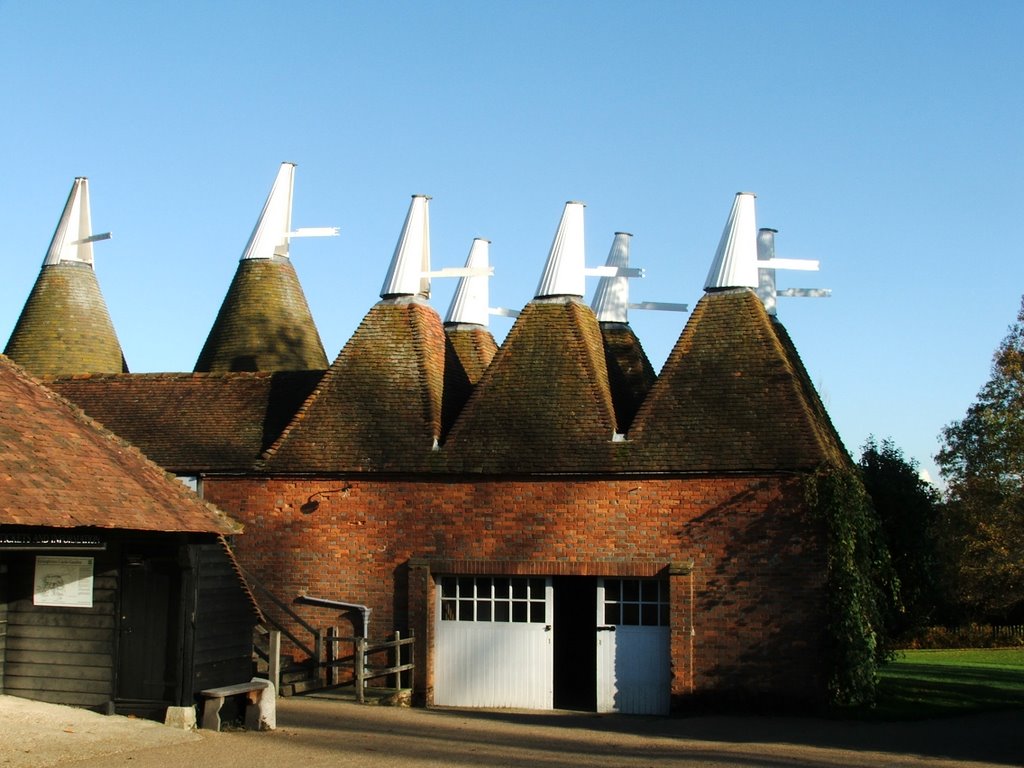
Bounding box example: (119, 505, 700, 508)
(324, 630, 415, 703)
(238, 564, 322, 664)
(253, 626, 285, 692)
(237, 567, 415, 699)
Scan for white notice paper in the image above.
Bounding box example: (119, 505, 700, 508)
(33, 556, 94, 607)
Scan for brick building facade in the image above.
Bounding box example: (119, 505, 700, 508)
(10, 177, 851, 712)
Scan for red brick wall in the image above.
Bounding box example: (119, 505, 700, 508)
(204, 474, 827, 706)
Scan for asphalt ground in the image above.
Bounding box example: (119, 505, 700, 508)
(0, 693, 1020, 768)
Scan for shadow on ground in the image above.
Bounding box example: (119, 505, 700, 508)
(284, 695, 1024, 767)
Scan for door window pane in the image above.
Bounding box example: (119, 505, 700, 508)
(602, 578, 668, 627)
(439, 575, 548, 623)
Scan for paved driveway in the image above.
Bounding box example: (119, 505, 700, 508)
(0, 694, 1020, 768)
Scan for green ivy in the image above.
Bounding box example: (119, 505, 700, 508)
(806, 464, 898, 707)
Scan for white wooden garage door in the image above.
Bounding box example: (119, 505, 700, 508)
(596, 577, 671, 714)
(434, 576, 552, 708)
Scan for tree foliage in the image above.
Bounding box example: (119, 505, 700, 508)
(936, 296, 1024, 621)
(859, 437, 941, 635)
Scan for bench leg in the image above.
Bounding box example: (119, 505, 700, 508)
(244, 680, 277, 731)
(201, 696, 225, 731)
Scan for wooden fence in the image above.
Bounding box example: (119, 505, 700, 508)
(325, 630, 415, 703)
(901, 623, 1024, 649)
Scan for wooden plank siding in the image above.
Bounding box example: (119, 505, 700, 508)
(0, 567, 7, 694)
(189, 542, 258, 692)
(2, 553, 117, 709)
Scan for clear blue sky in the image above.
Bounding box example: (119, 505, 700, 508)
(2, 1, 1022, 486)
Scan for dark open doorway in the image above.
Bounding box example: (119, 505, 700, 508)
(553, 576, 596, 711)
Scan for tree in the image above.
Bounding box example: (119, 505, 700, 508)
(936, 296, 1024, 621)
(859, 437, 941, 635)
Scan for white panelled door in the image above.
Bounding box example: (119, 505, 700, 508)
(596, 577, 671, 714)
(434, 575, 553, 709)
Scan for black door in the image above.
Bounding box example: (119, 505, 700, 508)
(116, 553, 183, 716)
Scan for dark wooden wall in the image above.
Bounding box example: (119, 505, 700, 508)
(0, 564, 7, 695)
(1, 551, 117, 709)
(189, 541, 258, 693)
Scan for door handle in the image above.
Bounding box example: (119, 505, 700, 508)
(596, 625, 616, 632)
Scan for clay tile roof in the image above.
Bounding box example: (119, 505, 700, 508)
(48, 370, 322, 473)
(261, 298, 446, 472)
(442, 324, 499, 438)
(195, 256, 328, 372)
(0, 355, 240, 533)
(5, 262, 128, 377)
(442, 297, 618, 473)
(627, 289, 846, 471)
(599, 322, 657, 433)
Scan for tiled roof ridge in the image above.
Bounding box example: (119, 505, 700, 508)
(445, 325, 498, 382)
(409, 300, 445, 443)
(566, 299, 618, 433)
(217, 535, 264, 622)
(440, 326, 499, 439)
(627, 289, 727, 438)
(0, 355, 241, 533)
(258, 349, 344, 465)
(769, 316, 850, 465)
(598, 322, 657, 433)
(47, 370, 287, 383)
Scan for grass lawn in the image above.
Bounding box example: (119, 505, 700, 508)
(872, 647, 1024, 719)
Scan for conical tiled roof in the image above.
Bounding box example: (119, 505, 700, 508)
(627, 288, 845, 471)
(262, 194, 446, 471)
(261, 298, 446, 472)
(5, 178, 127, 377)
(442, 201, 617, 472)
(599, 323, 656, 433)
(590, 232, 656, 431)
(0, 355, 239, 534)
(195, 257, 328, 372)
(442, 326, 498, 440)
(195, 163, 328, 372)
(442, 297, 617, 473)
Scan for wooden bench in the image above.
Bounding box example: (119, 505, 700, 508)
(199, 678, 275, 731)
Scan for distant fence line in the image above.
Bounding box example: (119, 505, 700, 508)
(901, 624, 1024, 649)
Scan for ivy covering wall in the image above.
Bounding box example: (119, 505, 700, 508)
(806, 463, 898, 707)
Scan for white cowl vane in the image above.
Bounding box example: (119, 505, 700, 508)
(43, 177, 108, 267)
(241, 163, 296, 261)
(535, 201, 586, 299)
(590, 232, 632, 322)
(704, 192, 758, 291)
(381, 195, 431, 299)
(240, 162, 338, 262)
(445, 238, 491, 326)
